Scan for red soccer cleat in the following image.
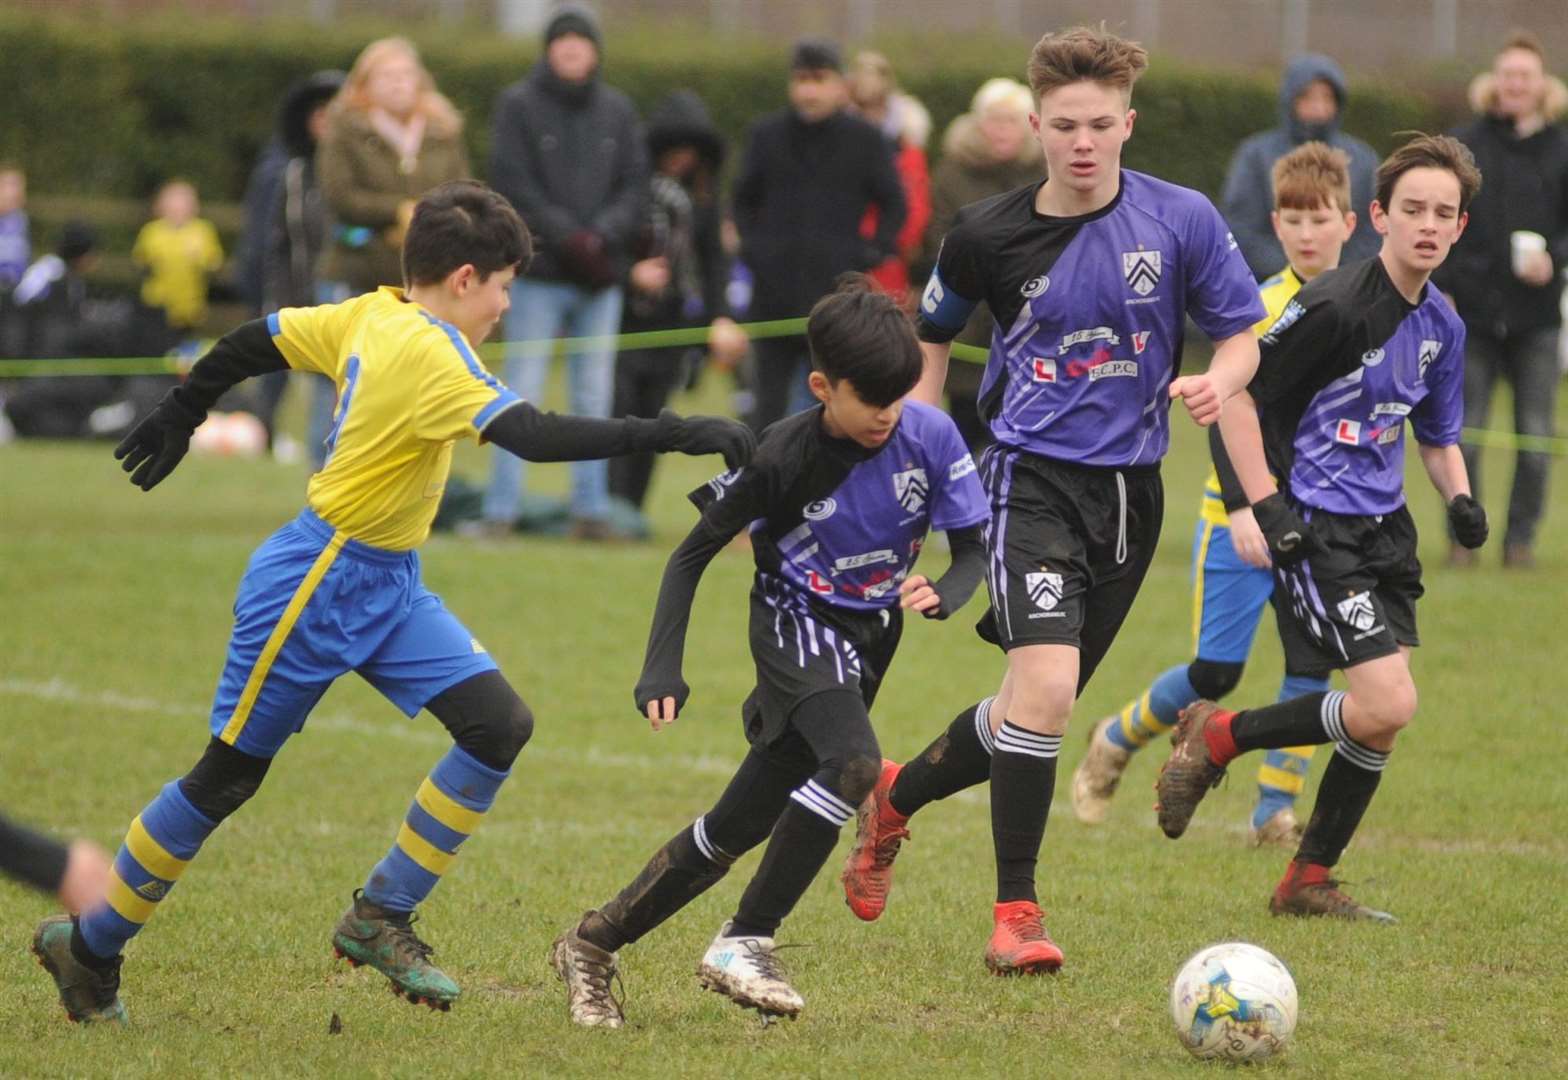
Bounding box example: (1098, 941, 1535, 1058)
(841, 759, 910, 922)
(984, 900, 1064, 975)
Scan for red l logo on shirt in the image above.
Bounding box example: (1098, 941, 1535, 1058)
(1335, 419, 1361, 445)
(807, 571, 834, 594)
(1031, 358, 1056, 382)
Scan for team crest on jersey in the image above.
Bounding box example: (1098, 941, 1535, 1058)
(1031, 357, 1057, 383)
(1132, 331, 1151, 354)
(1021, 274, 1050, 298)
(1419, 339, 1442, 378)
(1335, 419, 1361, 445)
(1025, 571, 1064, 612)
(1122, 250, 1162, 296)
(893, 467, 929, 513)
(803, 498, 838, 521)
(1336, 591, 1377, 632)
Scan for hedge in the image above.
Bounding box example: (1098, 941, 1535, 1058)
(1, 12, 1456, 209)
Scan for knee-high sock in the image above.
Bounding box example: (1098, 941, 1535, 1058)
(362, 746, 507, 913)
(1104, 665, 1194, 751)
(989, 720, 1062, 904)
(887, 698, 996, 818)
(78, 781, 218, 960)
(1252, 674, 1328, 827)
(1296, 736, 1389, 868)
(578, 820, 735, 952)
(732, 778, 856, 936)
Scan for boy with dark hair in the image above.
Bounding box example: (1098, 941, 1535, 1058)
(32, 179, 754, 1025)
(841, 25, 1265, 975)
(549, 277, 989, 1026)
(1073, 142, 1358, 845)
(1155, 135, 1487, 923)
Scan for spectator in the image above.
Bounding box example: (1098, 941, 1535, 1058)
(0, 164, 27, 289)
(484, 3, 648, 540)
(732, 37, 906, 432)
(314, 37, 468, 468)
(916, 77, 1042, 452)
(1435, 31, 1568, 569)
(848, 50, 932, 307)
(132, 179, 224, 334)
(1221, 54, 1380, 278)
(609, 89, 747, 535)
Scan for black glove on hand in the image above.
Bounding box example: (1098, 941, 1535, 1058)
(558, 229, 617, 290)
(1447, 494, 1488, 549)
(113, 388, 207, 491)
(1250, 492, 1321, 566)
(655, 409, 757, 471)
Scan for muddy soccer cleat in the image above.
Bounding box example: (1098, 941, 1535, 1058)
(1071, 715, 1133, 825)
(841, 759, 910, 922)
(1269, 861, 1397, 923)
(1248, 806, 1304, 848)
(696, 922, 804, 1020)
(332, 890, 460, 1010)
(549, 922, 625, 1029)
(32, 915, 128, 1025)
(984, 900, 1064, 975)
(1155, 701, 1232, 838)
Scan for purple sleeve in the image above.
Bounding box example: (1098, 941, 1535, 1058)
(1183, 196, 1268, 342)
(1410, 323, 1466, 447)
(926, 416, 990, 532)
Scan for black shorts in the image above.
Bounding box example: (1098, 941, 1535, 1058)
(741, 573, 902, 748)
(1272, 502, 1423, 677)
(975, 445, 1163, 691)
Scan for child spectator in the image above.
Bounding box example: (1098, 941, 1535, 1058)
(132, 179, 224, 333)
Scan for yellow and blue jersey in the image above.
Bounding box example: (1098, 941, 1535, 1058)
(267, 287, 521, 550)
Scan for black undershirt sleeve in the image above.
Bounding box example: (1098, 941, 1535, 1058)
(482, 401, 666, 463)
(1209, 424, 1250, 511)
(632, 517, 739, 714)
(177, 318, 288, 413)
(925, 524, 986, 619)
(0, 812, 70, 895)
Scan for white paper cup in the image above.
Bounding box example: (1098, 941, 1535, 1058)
(1512, 230, 1547, 276)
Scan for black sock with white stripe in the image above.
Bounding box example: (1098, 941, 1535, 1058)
(887, 699, 997, 818)
(1231, 691, 1340, 753)
(1296, 735, 1389, 867)
(732, 779, 855, 936)
(580, 818, 735, 952)
(990, 720, 1062, 904)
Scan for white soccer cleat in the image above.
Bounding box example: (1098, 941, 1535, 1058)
(549, 926, 625, 1029)
(696, 922, 804, 1019)
(1071, 714, 1133, 825)
(1248, 807, 1304, 849)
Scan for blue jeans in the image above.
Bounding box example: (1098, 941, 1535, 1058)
(483, 279, 622, 523)
(1459, 325, 1560, 548)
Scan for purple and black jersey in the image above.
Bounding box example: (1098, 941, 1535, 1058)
(916, 171, 1263, 467)
(691, 401, 989, 612)
(1252, 257, 1465, 516)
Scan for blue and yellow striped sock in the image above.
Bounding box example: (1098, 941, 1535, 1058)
(1105, 665, 1196, 751)
(1252, 674, 1329, 829)
(78, 781, 217, 960)
(362, 747, 508, 913)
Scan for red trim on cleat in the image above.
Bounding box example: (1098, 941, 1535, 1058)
(841, 759, 911, 922)
(984, 900, 1064, 976)
(1201, 707, 1240, 766)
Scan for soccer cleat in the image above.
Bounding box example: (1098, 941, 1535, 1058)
(331, 890, 460, 1010)
(31, 915, 128, 1025)
(1154, 701, 1231, 839)
(841, 759, 910, 922)
(1248, 806, 1303, 849)
(1071, 714, 1133, 825)
(984, 900, 1064, 976)
(696, 922, 804, 1019)
(549, 922, 625, 1029)
(1269, 861, 1397, 923)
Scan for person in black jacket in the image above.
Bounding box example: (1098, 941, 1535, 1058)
(1434, 31, 1568, 569)
(484, 3, 649, 539)
(733, 38, 906, 433)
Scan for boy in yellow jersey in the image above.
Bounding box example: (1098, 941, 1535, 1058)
(1071, 144, 1356, 844)
(32, 180, 754, 1025)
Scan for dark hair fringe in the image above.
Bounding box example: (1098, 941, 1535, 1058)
(402, 180, 533, 286)
(805, 274, 923, 407)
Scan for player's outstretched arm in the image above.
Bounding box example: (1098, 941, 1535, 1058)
(1421, 442, 1488, 549)
(1169, 330, 1259, 427)
(898, 524, 986, 620)
(484, 404, 754, 470)
(633, 519, 735, 731)
(0, 812, 110, 912)
(114, 318, 288, 491)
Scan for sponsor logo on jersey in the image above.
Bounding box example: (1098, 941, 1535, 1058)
(1261, 299, 1306, 344)
(1361, 348, 1385, 367)
(949, 453, 977, 481)
(1088, 360, 1140, 381)
(920, 273, 944, 315)
(860, 572, 903, 600)
(1021, 274, 1050, 298)
(1031, 357, 1057, 382)
(1132, 330, 1151, 354)
(1377, 424, 1400, 445)
(893, 467, 929, 514)
(1336, 591, 1378, 632)
(1418, 339, 1441, 379)
(803, 498, 837, 521)
(1025, 571, 1064, 612)
(807, 570, 834, 595)
(1123, 250, 1162, 296)
(706, 468, 743, 501)
(1335, 419, 1361, 445)
(833, 550, 898, 572)
(1061, 326, 1121, 349)
(1372, 402, 1413, 418)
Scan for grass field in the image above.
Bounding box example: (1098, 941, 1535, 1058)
(2, 374, 1566, 1077)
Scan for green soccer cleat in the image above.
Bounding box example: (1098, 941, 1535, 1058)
(32, 915, 128, 1025)
(331, 890, 460, 1010)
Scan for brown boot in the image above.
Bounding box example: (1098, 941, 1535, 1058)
(1268, 861, 1396, 923)
(1154, 701, 1232, 838)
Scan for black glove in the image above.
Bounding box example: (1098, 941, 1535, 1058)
(113, 388, 207, 491)
(654, 409, 757, 471)
(633, 672, 690, 721)
(557, 229, 617, 290)
(1447, 494, 1488, 549)
(1249, 492, 1321, 566)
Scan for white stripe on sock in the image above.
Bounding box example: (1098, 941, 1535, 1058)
(994, 721, 1062, 759)
(1333, 739, 1389, 773)
(692, 816, 717, 862)
(975, 697, 996, 755)
(789, 781, 854, 827)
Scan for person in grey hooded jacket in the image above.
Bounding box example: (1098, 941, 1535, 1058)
(1221, 54, 1380, 280)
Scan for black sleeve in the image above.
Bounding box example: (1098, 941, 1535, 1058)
(925, 524, 986, 619)
(1251, 294, 1343, 408)
(914, 211, 986, 344)
(631, 518, 735, 714)
(178, 318, 288, 413)
(0, 812, 70, 895)
(1209, 424, 1250, 511)
(483, 401, 666, 463)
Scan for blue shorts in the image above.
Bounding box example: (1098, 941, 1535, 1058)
(210, 509, 498, 758)
(1190, 518, 1275, 665)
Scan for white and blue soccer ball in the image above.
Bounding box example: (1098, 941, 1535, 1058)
(1170, 942, 1298, 1063)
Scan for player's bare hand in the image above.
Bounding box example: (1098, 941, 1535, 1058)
(1227, 506, 1271, 569)
(1169, 375, 1222, 426)
(630, 256, 671, 295)
(646, 696, 679, 732)
(56, 840, 112, 915)
(899, 574, 942, 616)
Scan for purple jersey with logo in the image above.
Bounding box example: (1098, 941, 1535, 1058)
(915, 171, 1264, 467)
(0, 210, 29, 287)
(691, 401, 989, 613)
(1252, 257, 1466, 515)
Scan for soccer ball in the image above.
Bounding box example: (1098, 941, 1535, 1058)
(191, 411, 268, 458)
(1170, 942, 1298, 1063)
